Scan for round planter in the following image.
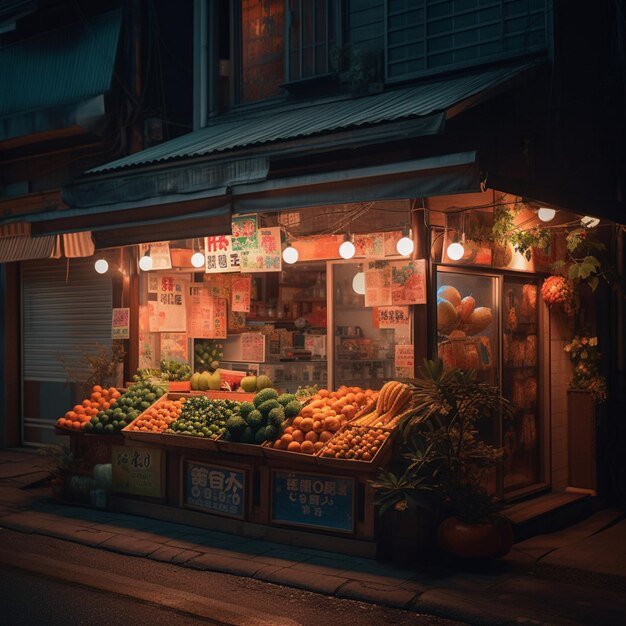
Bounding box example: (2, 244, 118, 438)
(437, 515, 513, 558)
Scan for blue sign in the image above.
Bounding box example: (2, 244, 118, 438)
(183, 460, 245, 519)
(271, 470, 354, 533)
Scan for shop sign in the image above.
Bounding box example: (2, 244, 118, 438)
(373, 306, 410, 329)
(149, 242, 172, 270)
(204, 235, 240, 273)
(111, 307, 130, 339)
(183, 460, 245, 519)
(390, 259, 427, 305)
(111, 445, 164, 498)
(364, 260, 393, 307)
(395, 344, 414, 378)
(271, 471, 354, 533)
(241, 333, 265, 362)
(160, 332, 188, 362)
(157, 275, 188, 332)
(231, 275, 252, 312)
(231, 214, 258, 252)
(239, 227, 282, 272)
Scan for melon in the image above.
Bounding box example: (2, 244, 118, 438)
(467, 307, 493, 334)
(458, 296, 476, 322)
(437, 297, 459, 331)
(437, 285, 462, 309)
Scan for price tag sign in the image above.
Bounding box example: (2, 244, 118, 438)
(112, 307, 130, 339)
(111, 445, 164, 498)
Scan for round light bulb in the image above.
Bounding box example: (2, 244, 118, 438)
(282, 245, 299, 264)
(537, 207, 556, 222)
(581, 215, 600, 228)
(94, 259, 108, 274)
(352, 272, 365, 295)
(446, 242, 465, 261)
(339, 240, 356, 260)
(396, 235, 414, 256)
(139, 254, 153, 271)
(191, 251, 205, 268)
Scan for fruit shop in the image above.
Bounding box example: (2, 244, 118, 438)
(39, 184, 618, 556)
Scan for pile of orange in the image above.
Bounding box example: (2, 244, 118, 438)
(56, 385, 121, 431)
(128, 398, 183, 432)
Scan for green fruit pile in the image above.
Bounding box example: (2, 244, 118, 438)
(160, 359, 191, 381)
(190, 370, 221, 390)
(194, 340, 223, 372)
(223, 388, 296, 445)
(239, 373, 273, 393)
(167, 396, 237, 439)
(85, 380, 164, 435)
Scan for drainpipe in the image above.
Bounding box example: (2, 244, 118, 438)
(193, 0, 208, 130)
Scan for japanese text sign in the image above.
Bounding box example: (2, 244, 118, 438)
(390, 259, 427, 305)
(241, 333, 265, 362)
(157, 275, 188, 332)
(231, 275, 252, 312)
(239, 227, 282, 272)
(373, 306, 410, 329)
(271, 471, 354, 533)
(204, 235, 240, 273)
(183, 460, 246, 519)
(111, 445, 164, 498)
(111, 307, 130, 339)
(188, 285, 227, 339)
(395, 344, 415, 378)
(149, 242, 172, 270)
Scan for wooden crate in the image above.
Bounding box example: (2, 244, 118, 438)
(316, 426, 394, 472)
(262, 440, 320, 466)
(215, 437, 266, 457)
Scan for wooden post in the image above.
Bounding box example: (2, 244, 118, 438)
(567, 389, 597, 495)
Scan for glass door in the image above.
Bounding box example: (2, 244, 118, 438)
(330, 262, 411, 390)
(501, 276, 543, 493)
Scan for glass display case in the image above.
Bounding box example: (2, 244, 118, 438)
(331, 262, 411, 390)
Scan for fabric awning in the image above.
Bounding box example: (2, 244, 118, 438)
(0, 231, 94, 263)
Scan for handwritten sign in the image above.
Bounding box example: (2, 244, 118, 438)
(231, 275, 252, 312)
(271, 470, 354, 533)
(364, 261, 392, 307)
(231, 214, 258, 252)
(157, 275, 188, 332)
(391, 259, 427, 305)
(395, 344, 415, 378)
(112, 307, 130, 339)
(183, 460, 245, 519)
(373, 306, 410, 329)
(239, 227, 282, 272)
(205, 235, 240, 273)
(111, 445, 164, 498)
(241, 333, 265, 362)
(150, 242, 172, 270)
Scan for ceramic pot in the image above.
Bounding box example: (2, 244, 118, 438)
(437, 515, 513, 558)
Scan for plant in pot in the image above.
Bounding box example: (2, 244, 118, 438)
(392, 359, 514, 559)
(38, 444, 85, 501)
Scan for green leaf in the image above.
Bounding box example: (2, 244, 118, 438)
(588, 276, 599, 291)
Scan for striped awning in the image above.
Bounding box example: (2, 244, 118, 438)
(0, 231, 94, 263)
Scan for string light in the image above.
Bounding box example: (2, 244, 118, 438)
(339, 235, 355, 260)
(538, 207, 556, 222)
(191, 251, 205, 268)
(282, 243, 299, 264)
(352, 271, 365, 294)
(446, 241, 465, 261)
(94, 258, 109, 274)
(581, 215, 600, 228)
(139, 250, 153, 271)
(396, 227, 414, 256)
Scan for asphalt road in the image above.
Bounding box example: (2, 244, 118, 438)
(0, 528, 466, 626)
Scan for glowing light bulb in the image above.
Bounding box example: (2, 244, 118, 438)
(396, 235, 414, 256)
(581, 215, 600, 228)
(94, 259, 108, 274)
(139, 254, 153, 271)
(339, 240, 355, 260)
(538, 207, 556, 222)
(191, 251, 205, 268)
(447, 242, 465, 261)
(352, 272, 365, 294)
(282, 245, 298, 264)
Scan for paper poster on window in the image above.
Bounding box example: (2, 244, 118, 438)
(241, 333, 265, 362)
(231, 275, 252, 312)
(148, 273, 159, 294)
(390, 259, 427, 305)
(138, 332, 158, 369)
(373, 306, 410, 329)
(395, 344, 414, 378)
(239, 227, 282, 272)
(160, 333, 188, 362)
(229, 309, 247, 332)
(288, 235, 344, 261)
(205, 235, 240, 273)
(364, 260, 392, 307)
(147, 300, 159, 333)
(150, 242, 172, 270)
(188, 286, 227, 339)
(384, 231, 405, 256)
(157, 275, 188, 332)
(204, 272, 231, 299)
(111, 308, 130, 339)
(231, 214, 258, 252)
(355, 232, 385, 258)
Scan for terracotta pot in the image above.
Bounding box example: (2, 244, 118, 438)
(437, 515, 513, 558)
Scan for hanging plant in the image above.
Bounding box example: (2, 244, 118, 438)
(541, 275, 575, 315)
(564, 336, 607, 403)
(491, 205, 552, 261)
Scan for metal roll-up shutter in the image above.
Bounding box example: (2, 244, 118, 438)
(22, 257, 112, 382)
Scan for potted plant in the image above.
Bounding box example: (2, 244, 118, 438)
(38, 444, 85, 501)
(372, 359, 514, 560)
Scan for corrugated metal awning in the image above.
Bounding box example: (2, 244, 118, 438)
(0, 231, 93, 263)
(0, 9, 122, 141)
(87, 62, 535, 174)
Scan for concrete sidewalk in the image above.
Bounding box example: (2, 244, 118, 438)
(1, 448, 625, 625)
